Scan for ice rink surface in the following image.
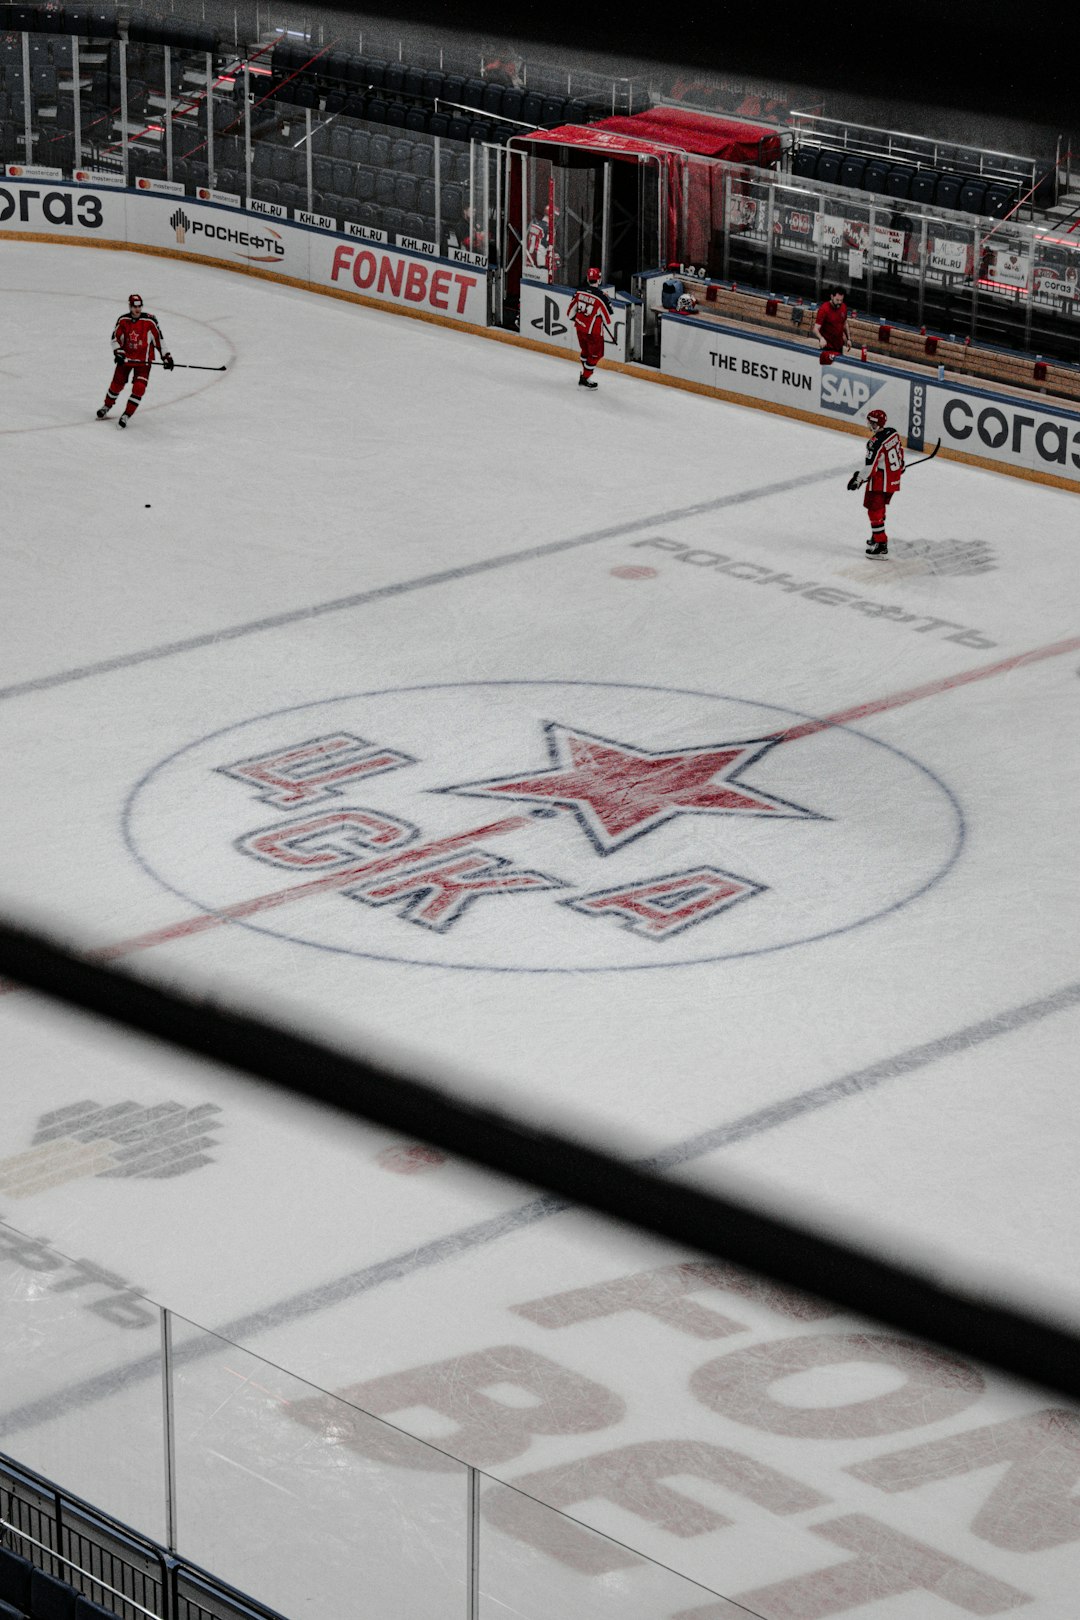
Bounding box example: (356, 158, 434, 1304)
(2, 240, 1080, 1618)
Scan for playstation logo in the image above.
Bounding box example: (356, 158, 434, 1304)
(530, 295, 567, 337)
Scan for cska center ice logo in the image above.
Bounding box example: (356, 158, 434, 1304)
(125, 682, 962, 972)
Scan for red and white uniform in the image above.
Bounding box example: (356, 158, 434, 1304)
(567, 284, 614, 379)
(102, 308, 167, 419)
(525, 217, 549, 275)
(858, 424, 905, 540)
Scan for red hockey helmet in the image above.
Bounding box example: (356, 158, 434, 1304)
(586, 266, 602, 284)
(128, 292, 143, 310)
(867, 408, 888, 429)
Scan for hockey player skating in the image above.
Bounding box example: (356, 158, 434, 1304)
(96, 293, 173, 427)
(847, 407, 905, 556)
(567, 267, 614, 389)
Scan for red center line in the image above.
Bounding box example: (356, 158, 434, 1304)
(90, 815, 532, 961)
(2, 633, 1078, 994)
(774, 633, 1080, 744)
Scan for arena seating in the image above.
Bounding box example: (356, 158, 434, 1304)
(674, 277, 1080, 400)
(267, 38, 596, 139)
(793, 142, 1032, 218)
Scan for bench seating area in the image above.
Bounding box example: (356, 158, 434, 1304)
(673, 280, 1080, 406)
(791, 143, 1038, 219)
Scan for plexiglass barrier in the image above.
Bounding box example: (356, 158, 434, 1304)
(5, 1217, 1080, 1620)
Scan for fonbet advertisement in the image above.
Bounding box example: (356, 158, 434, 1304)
(519, 278, 634, 361)
(0, 179, 489, 325)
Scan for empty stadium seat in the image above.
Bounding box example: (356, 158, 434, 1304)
(343, 95, 367, 119)
(815, 150, 841, 185)
(540, 96, 564, 125)
(375, 168, 396, 205)
(409, 142, 432, 176)
(462, 74, 486, 109)
(390, 136, 412, 168)
(935, 173, 962, 208)
(839, 154, 866, 188)
(329, 123, 350, 159)
(403, 66, 425, 99)
(959, 179, 987, 213)
(422, 71, 444, 101)
(885, 166, 913, 198)
(481, 81, 503, 116)
(910, 169, 939, 205)
(29, 1567, 76, 1620)
(0, 1547, 33, 1613)
(405, 107, 427, 133)
(362, 57, 387, 88)
(394, 173, 417, 209)
(379, 205, 404, 233)
(354, 164, 375, 201)
(984, 183, 1017, 217)
(441, 73, 466, 104)
(323, 90, 346, 115)
(75, 1593, 117, 1619)
(500, 87, 524, 123)
(400, 211, 424, 237)
(428, 111, 449, 137)
(383, 62, 404, 94)
(365, 95, 387, 122)
(368, 131, 390, 166)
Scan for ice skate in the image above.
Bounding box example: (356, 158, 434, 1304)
(96, 405, 111, 418)
(118, 413, 130, 428)
(866, 538, 888, 557)
(578, 374, 598, 389)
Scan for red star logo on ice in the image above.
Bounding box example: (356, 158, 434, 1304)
(439, 725, 823, 854)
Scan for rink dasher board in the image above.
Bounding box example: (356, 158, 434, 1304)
(3, 177, 1078, 493)
(660, 311, 1080, 492)
(0, 179, 492, 328)
(518, 276, 638, 361)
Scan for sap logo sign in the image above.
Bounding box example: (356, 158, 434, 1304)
(820, 371, 887, 416)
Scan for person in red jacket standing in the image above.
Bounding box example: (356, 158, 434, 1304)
(97, 293, 173, 428)
(813, 284, 850, 365)
(567, 267, 614, 389)
(847, 407, 905, 555)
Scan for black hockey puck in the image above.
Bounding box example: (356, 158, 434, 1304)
(145, 504, 151, 508)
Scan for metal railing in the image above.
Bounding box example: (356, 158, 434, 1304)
(788, 109, 1044, 198)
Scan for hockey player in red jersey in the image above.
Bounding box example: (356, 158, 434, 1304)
(847, 407, 905, 555)
(567, 267, 614, 389)
(96, 293, 173, 428)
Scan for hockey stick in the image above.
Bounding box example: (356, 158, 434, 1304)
(147, 361, 227, 371)
(905, 438, 941, 469)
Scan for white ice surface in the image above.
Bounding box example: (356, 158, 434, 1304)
(2, 241, 1080, 1618)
